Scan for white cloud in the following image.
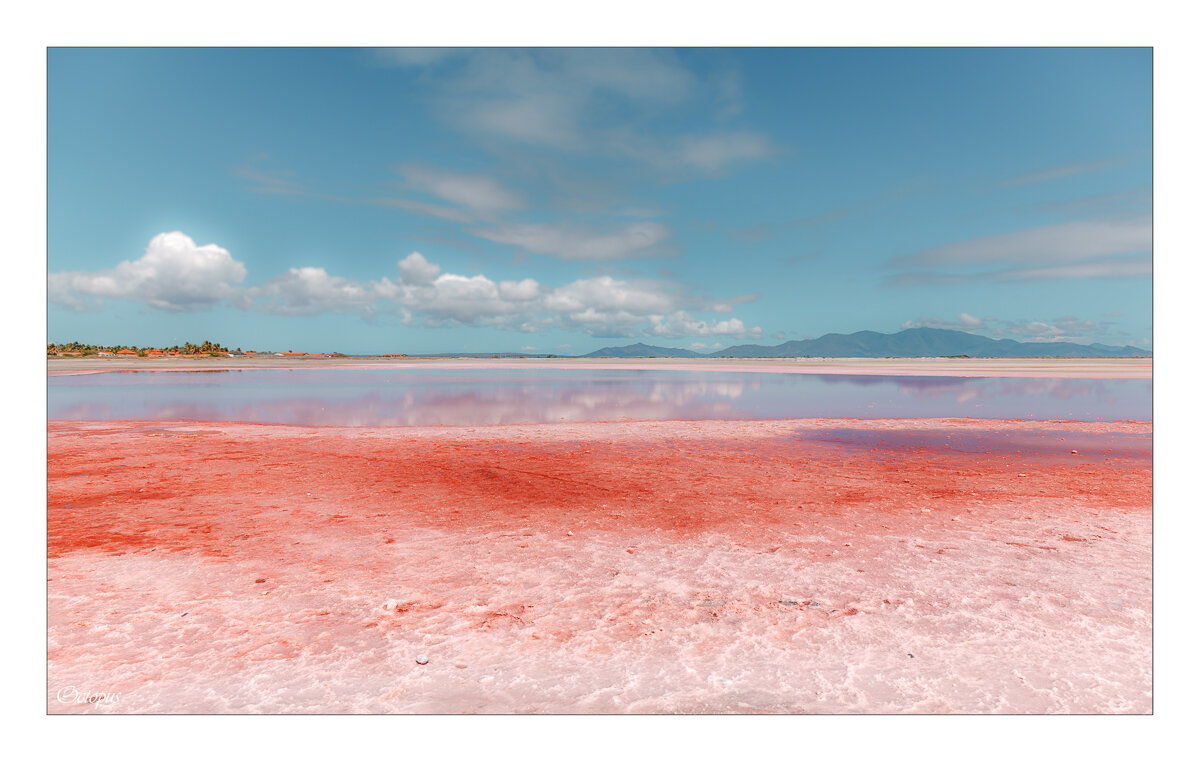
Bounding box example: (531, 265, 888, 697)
(373, 48, 463, 67)
(417, 49, 698, 150)
(381, 48, 778, 177)
(713, 68, 744, 120)
(992, 316, 1109, 343)
(498, 278, 540, 301)
(251, 267, 399, 316)
(544, 276, 676, 316)
(371, 197, 474, 223)
(998, 157, 1124, 187)
(234, 166, 304, 195)
(552, 48, 697, 102)
(887, 251, 1151, 286)
(397, 165, 526, 217)
(468, 221, 671, 261)
(650, 311, 763, 339)
(398, 273, 530, 325)
(959, 312, 983, 328)
(676, 132, 774, 172)
(456, 92, 583, 150)
(890, 217, 1150, 269)
(396, 252, 441, 285)
(1050, 316, 1097, 333)
(51, 241, 763, 342)
(1014, 321, 1055, 336)
(398, 270, 763, 339)
(902, 313, 987, 332)
(49, 231, 248, 312)
(616, 129, 778, 174)
(992, 255, 1151, 282)
(902, 313, 1123, 346)
(559, 308, 646, 337)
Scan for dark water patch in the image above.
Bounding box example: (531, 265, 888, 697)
(790, 428, 1152, 464)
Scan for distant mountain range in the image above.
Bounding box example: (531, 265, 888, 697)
(581, 342, 703, 358)
(582, 328, 1151, 359)
(407, 352, 562, 359)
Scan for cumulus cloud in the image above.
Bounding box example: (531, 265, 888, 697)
(544, 276, 675, 316)
(468, 221, 671, 261)
(250, 267, 400, 317)
(650, 312, 762, 339)
(51, 239, 762, 342)
(394, 269, 762, 339)
(396, 252, 441, 285)
(49, 231, 248, 312)
(396, 272, 544, 327)
(239, 51, 782, 271)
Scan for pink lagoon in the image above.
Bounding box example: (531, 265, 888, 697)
(47, 358, 1152, 713)
(45, 46, 1156, 724)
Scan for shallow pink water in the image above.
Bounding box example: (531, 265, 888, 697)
(48, 418, 1151, 713)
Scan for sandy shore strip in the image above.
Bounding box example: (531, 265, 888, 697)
(47, 356, 1152, 379)
(48, 417, 1150, 713)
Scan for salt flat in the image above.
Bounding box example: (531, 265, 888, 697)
(48, 417, 1151, 713)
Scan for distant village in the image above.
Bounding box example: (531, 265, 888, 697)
(46, 340, 393, 359)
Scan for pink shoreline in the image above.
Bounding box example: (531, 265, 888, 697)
(47, 356, 1152, 379)
(48, 416, 1154, 441)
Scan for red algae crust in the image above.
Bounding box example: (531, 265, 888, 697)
(48, 418, 1151, 713)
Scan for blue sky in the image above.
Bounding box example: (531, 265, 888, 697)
(47, 47, 1151, 354)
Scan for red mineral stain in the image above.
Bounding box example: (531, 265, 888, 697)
(49, 419, 1152, 562)
(46, 417, 1152, 712)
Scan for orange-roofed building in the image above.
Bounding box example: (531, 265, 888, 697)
(116, 348, 137, 355)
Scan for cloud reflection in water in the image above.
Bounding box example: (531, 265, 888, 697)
(48, 369, 1149, 425)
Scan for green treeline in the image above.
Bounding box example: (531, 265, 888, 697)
(48, 340, 245, 357)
